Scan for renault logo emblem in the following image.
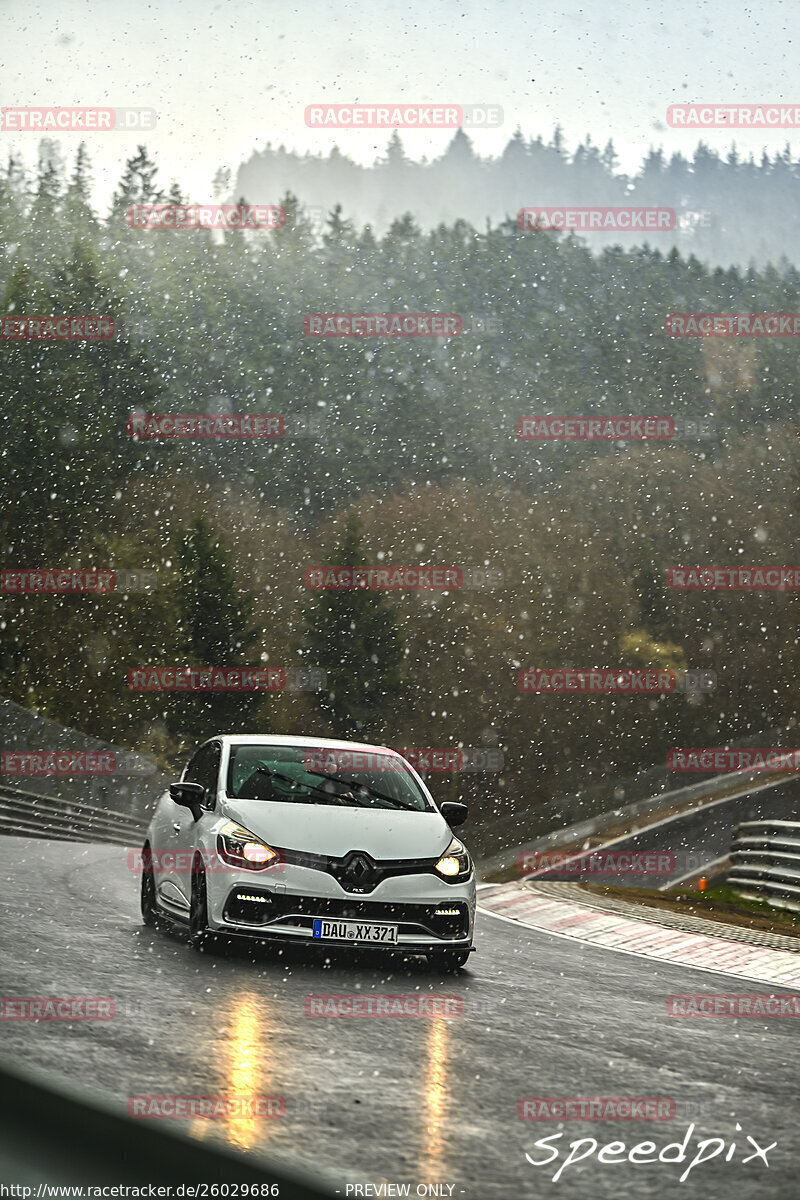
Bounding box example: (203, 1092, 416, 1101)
(340, 851, 378, 891)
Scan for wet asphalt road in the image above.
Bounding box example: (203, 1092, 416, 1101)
(0, 834, 797, 1199)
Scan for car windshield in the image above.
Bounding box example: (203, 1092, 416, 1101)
(227, 744, 433, 811)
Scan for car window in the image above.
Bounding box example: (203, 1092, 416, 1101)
(184, 742, 221, 806)
(227, 745, 432, 811)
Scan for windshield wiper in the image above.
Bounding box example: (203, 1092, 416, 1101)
(242, 766, 348, 805)
(306, 769, 421, 811)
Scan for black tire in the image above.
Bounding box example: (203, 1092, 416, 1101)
(140, 843, 158, 927)
(188, 859, 212, 950)
(427, 948, 471, 972)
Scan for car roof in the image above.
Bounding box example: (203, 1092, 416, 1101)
(208, 734, 403, 756)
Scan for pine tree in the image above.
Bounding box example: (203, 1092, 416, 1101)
(167, 517, 261, 744)
(25, 140, 65, 273)
(277, 189, 317, 251)
(109, 145, 162, 225)
(64, 143, 97, 237)
(212, 167, 232, 200)
(304, 515, 405, 740)
(0, 243, 160, 561)
(0, 153, 29, 269)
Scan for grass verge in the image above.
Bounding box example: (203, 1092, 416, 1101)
(571, 880, 800, 940)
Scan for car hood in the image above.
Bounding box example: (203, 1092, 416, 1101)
(221, 798, 454, 860)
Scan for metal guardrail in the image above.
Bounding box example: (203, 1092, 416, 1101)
(0, 696, 171, 817)
(728, 820, 800, 910)
(470, 722, 798, 861)
(0, 782, 146, 847)
(476, 767, 792, 875)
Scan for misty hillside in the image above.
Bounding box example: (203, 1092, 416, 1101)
(234, 127, 800, 268)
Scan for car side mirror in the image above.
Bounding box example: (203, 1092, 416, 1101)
(441, 801, 468, 828)
(169, 781, 205, 821)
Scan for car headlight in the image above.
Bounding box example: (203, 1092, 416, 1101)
(217, 822, 280, 871)
(434, 837, 472, 881)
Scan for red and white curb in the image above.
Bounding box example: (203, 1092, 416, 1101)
(477, 881, 800, 987)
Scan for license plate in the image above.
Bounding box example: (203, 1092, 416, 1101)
(312, 918, 398, 944)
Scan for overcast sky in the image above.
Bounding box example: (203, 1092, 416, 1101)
(2, 0, 799, 208)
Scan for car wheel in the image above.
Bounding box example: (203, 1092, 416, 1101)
(140, 843, 158, 927)
(427, 948, 471, 972)
(188, 859, 212, 951)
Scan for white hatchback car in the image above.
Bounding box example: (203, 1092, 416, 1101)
(141, 735, 476, 969)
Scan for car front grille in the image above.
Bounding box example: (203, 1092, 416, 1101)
(278, 847, 443, 894)
(223, 889, 470, 940)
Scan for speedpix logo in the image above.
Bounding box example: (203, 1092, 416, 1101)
(525, 1123, 776, 1184)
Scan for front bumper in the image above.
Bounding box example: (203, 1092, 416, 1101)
(205, 863, 476, 949)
